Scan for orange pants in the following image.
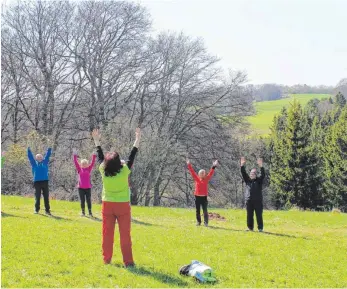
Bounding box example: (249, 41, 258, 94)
(101, 201, 134, 265)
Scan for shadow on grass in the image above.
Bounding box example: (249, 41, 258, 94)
(1, 212, 26, 218)
(89, 216, 102, 222)
(208, 225, 244, 232)
(131, 218, 160, 227)
(40, 213, 70, 221)
(208, 225, 309, 239)
(112, 264, 188, 287)
(262, 231, 309, 239)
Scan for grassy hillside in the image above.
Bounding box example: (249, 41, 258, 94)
(1, 196, 347, 288)
(248, 94, 331, 136)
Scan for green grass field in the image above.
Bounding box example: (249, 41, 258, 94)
(1, 196, 347, 288)
(248, 94, 331, 136)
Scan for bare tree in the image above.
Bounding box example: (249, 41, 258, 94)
(3, 1, 79, 148)
(61, 0, 151, 129)
(126, 33, 252, 206)
(1, 0, 255, 208)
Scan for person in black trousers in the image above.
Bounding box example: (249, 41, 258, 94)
(73, 149, 96, 217)
(187, 159, 218, 227)
(27, 147, 52, 215)
(240, 157, 265, 232)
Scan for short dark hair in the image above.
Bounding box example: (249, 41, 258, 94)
(104, 152, 123, 177)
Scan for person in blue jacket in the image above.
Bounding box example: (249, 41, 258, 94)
(27, 147, 52, 215)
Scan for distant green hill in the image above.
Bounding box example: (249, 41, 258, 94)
(248, 94, 331, 136)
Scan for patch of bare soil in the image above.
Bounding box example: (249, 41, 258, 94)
(206, 212, 226, 221)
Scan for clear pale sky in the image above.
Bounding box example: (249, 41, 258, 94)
(138, 0, 347, 86)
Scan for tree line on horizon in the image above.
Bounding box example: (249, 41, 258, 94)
(250, 79, 347, 102)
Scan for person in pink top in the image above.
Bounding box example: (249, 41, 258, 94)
(73, 149, 96, 217)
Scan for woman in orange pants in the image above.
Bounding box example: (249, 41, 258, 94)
(92, 128, 141, 267)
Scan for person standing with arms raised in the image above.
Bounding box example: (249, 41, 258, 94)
(91, 127, 140, 267)
(187, 159, 218, 227)
(240, 157, 265, 232)
(72, 149, 96, 217)
(27, 146, 52, 215)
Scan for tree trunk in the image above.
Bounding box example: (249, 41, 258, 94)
(130, 179, 138, 205)
(144, 166, 154, 206)
(47, 85, 55, 135)
(153, 178, 161, 206)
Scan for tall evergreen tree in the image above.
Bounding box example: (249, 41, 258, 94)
(303, 113, 324, 209)
(305, 99, 320, 125)
(334, 92, 346, 108)
(323, 107, 347, 210)
(269, 108, 288, 208)
(269, 100, 322, 209)
(283, 100, 311, 208)
(269, 107, 289, 209)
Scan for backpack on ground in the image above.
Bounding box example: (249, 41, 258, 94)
(179, 260, 217, 283)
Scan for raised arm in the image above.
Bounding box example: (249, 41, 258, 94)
(43, 148, 52, 164)
(27, 147, 36, 167)
(240, 157, 250, 183)
(187, 160, 199, 181)
(73, 151, 81, 172)
(241, 166, 250, 183)
(133, 127, 141, 148)
(88, 153, 96, 171)
(96, 146, 104, 164)
(206, 160, 218, 181)
(257, 158, 265, 183)
(92, 129, 104, 164)
(127, 128, 141, 169)
(127, 147, 138, 169)
(259, 167, 265, 182)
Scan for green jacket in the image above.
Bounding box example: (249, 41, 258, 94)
(99, 163, 131, 202)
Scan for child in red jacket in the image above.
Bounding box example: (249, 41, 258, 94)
(187, 159, 218, 226)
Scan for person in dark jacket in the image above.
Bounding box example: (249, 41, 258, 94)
(240, 157, 265, 232)
(27, 147, 52, 215)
